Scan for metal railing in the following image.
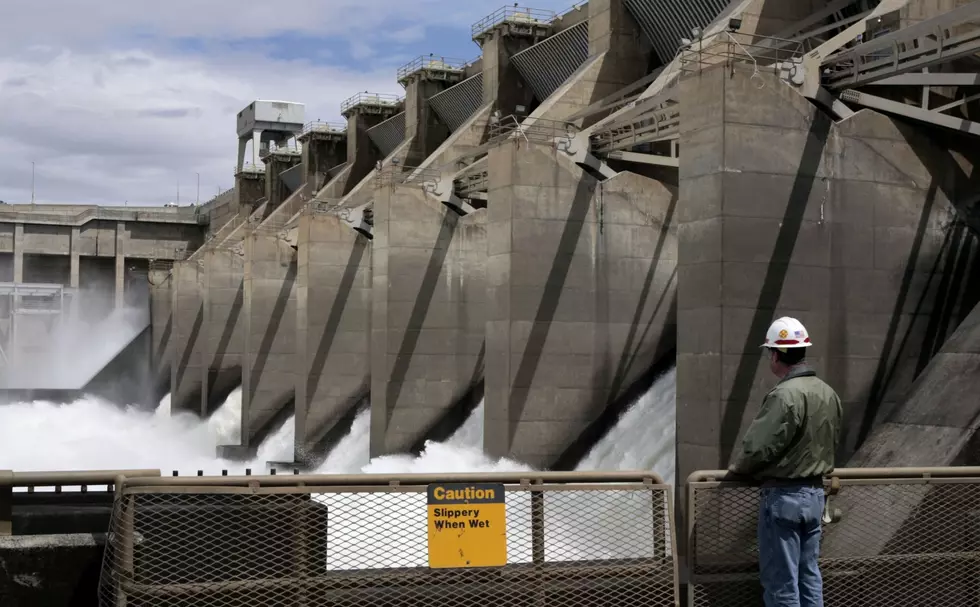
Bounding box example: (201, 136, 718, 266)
(0, 469, 161, 535)
(471, 6, 556, 39)
(301, 120, 346, 137)
(340, 92, 403, 116)
(374, 164, 442, 190)
(396, 55, 468, 83)
(99, 470, 678, 607)
(487, 115, 579, 151)
(686, 467, 980, 607)
(679, 31, 807, 77)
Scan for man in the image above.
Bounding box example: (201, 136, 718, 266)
(728, 316, 843, 607)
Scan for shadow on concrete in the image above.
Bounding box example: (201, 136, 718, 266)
(553, 190, 679, 470)
(507, 175, 597, 446)
(718, 111, 833, 468)
(305, 238, 368, 408)
(207, 282, 244, 413)
(173, 304, 203, 413)
(384, 211, 459, 424)
(409, 343, 487, 454)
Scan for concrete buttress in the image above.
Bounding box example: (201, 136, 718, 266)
(293, 210, 372, 464)
(674, 65, 980, 487)
(484, 140, 677, 468)
(370, 184, 486, 456)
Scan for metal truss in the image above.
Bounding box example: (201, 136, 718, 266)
(810, 1, 980, 138)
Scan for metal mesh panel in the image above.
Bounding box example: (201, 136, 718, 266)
(366, 112, 406, 158)
(428, 73, 485, 133)
(688, 474, 980, 607)
(99, 477, 678, 607)
(622, 0, 729, 64)
(510, 21, 589, 103)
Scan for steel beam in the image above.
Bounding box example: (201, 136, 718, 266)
(606, 151, 679, 167)
(839, 89, 980, 136)
(870, 73, 980, 86)
(823, 1, 980, 89)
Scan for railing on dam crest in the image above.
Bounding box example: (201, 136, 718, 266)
(98, 471, 679, 607)
(686, 467, 980, 607)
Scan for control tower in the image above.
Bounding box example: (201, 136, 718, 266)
(235, 100, 306, 172)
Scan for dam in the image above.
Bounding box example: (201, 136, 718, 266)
(4, 0, 980, 604)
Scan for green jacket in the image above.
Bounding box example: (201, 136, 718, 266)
(729, 364, 843, 480)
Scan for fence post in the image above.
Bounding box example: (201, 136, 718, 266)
(0, 470, 11, 535)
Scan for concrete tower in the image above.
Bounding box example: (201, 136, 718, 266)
(235, 100, 306, 172)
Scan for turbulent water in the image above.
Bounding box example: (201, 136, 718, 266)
(0, 368, 676, 480)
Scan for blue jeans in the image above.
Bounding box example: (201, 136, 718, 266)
(757, 485, 825, 607)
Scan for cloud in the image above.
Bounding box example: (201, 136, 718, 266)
(0, 0, 574, 205)
(0, 48, 391, 205)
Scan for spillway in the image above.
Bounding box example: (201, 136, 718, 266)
(0, 367, 677, 476)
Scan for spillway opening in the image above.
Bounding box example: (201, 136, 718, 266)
(553, 350, 677, 472)
(408, 379, 485, 455)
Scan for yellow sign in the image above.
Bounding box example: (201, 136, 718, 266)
(427, 482, 507, 569)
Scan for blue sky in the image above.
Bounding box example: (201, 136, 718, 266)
(0, 0, 572, 205)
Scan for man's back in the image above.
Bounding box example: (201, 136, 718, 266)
(757, 373, 843, 481)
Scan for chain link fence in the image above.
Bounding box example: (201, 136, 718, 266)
(686, 468, 980, 607)
(99, 472, 678, 607)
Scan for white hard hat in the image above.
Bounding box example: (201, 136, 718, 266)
(761, 316, 812, 350)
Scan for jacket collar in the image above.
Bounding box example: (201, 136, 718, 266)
(777, 362, 817, 386)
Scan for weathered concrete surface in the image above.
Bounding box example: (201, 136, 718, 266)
(850, 295, 980, 468)
(294, 210, 372, 463)
(149, 268, 174, 398)
(202, 247, 246, 419)
(0, 534, 104, 607)
(675, 65, 980, 486)
(370, 184, 486, 456)
(484, 140, 677, 468)
(170, 259, 205, 413)
(241, 228, 297, 453)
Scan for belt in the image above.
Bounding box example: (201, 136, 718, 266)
(759, 475, 824, 488)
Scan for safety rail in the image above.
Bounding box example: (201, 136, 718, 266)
(686, 467, 980, 607)
(471, 5, 556, 40)
(375, 164, 442, 190)
(340, 92, 403, 117)
(235, 163, 266, 177)
(455, 168, 490, 197)
(487, 115, 579, 150)
(679, 31, 807, 76)
(0, 205, 207, 227)
(98, 470, 678, 607)
(308, 198, 343, 216)
(300, 120, 347, 137)
(821, 1, 980, 90)
(396, 55, 469, 84)
(0, 469, 161, 535)
(590, 106, 680, 154)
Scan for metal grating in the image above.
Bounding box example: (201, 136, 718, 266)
(687, 469, 980, 607)
(623, 0, 729, 65)
(99, 473, 679, 607)
(510, 20, 589, 103)
(366, 111, 406, 158)
(428, 73, 485, 133)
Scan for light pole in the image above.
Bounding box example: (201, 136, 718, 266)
(31, 162, 35, 206)
(196, 173, 200, 205)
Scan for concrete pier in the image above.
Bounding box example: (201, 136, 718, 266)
(369, 183, 486, 456)
(484, 140, 676, 468)
(294, 209, 372, 463)
(674, 64, 980, 484)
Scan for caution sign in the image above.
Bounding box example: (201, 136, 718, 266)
(427, 482, 507, 569)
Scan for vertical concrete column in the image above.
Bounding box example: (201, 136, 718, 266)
(115, 221, 126, 309)
(403, 77, 453, 166)
(69, 226, 80, 288)
(369, 183, 485, 457)
(293, 211, 372, 463)
(13, 223, 23, 284)
(585, 0, 650, 123)
(484, 139, 676, 469)
(480, 33, 536, 116)
(343, 107, 397, 193)
(251, 130, 263, 168)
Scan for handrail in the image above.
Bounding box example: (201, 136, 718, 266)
(118, 469, 666, 489)
(396, 55, 468, 83)
(0, 469, 161, 487)
(340, 92, 403, 116)
(688, 466, 980, 483)
(471, 5, 556, 39)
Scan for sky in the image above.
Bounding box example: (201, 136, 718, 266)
(0, 0, 574, 206)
